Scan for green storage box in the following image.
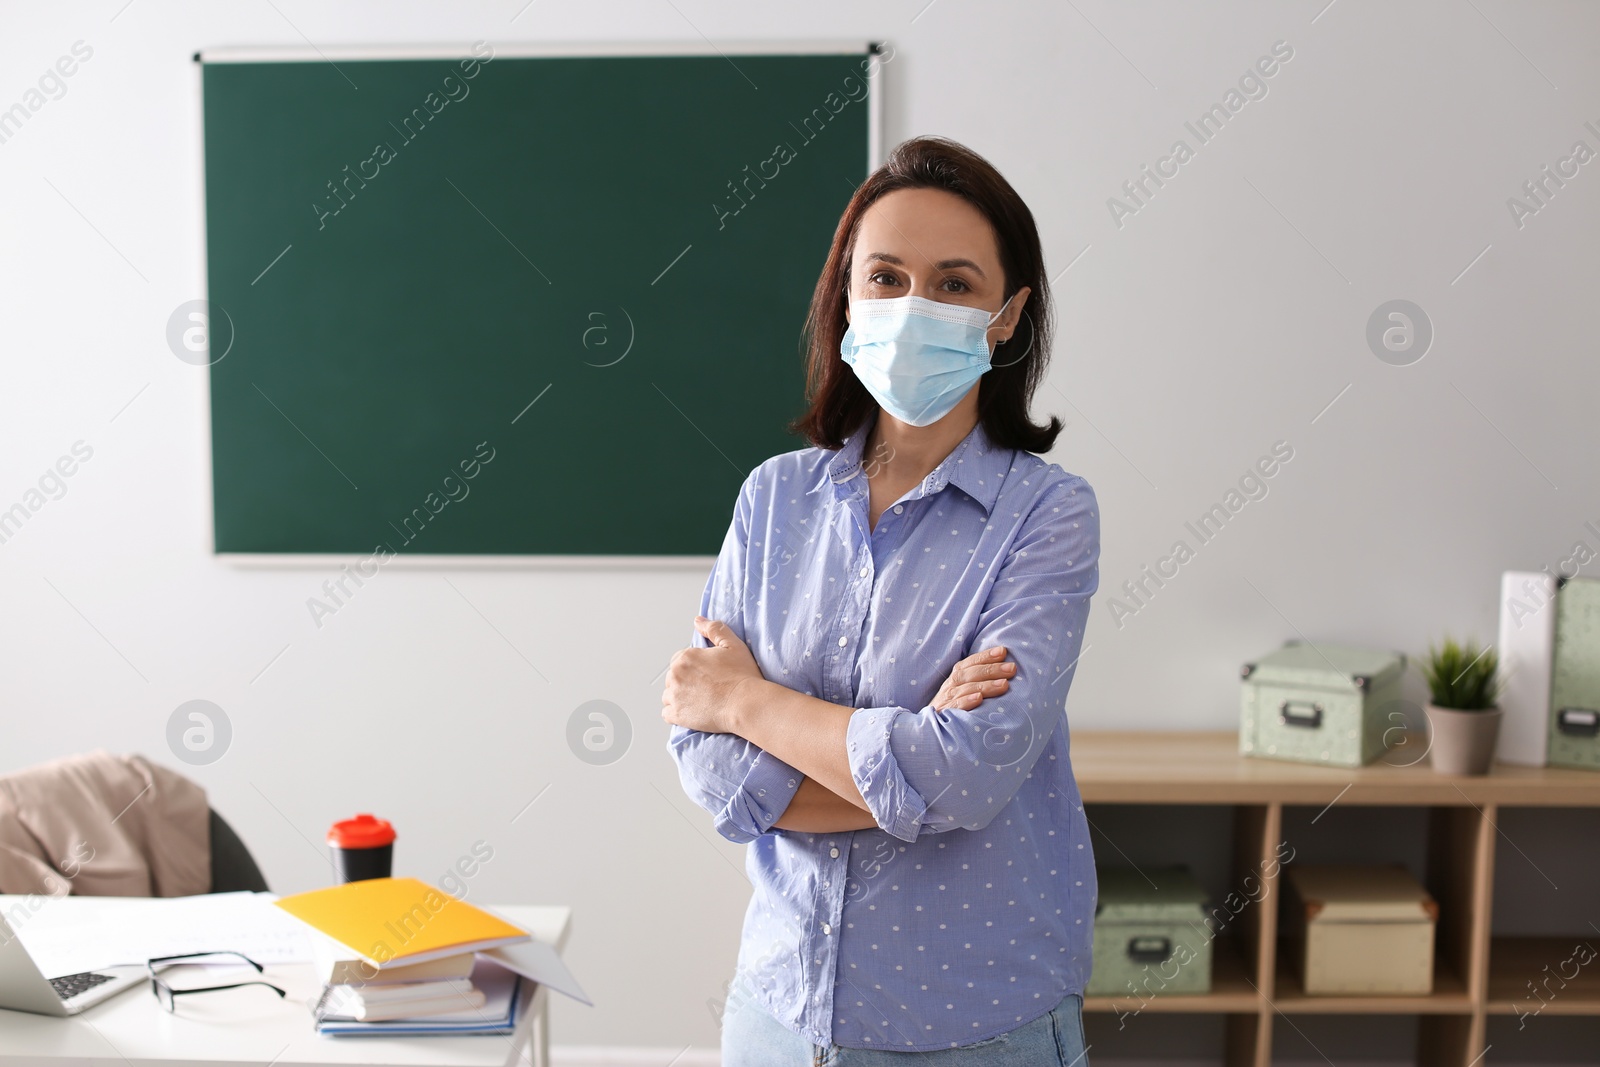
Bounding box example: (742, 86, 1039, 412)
(1240, 641, 1407, 767)
(1088, 866, 1212, 997)
(1550, 576, 1600, 770)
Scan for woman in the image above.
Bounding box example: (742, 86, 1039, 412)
(663, 135, 1098, 1065)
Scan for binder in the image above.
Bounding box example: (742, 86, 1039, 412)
(1497, 570, 1556, 766)
(1550, 576, 1600, 770)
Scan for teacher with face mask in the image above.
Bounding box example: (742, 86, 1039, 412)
(663, 135, 1100, 1066)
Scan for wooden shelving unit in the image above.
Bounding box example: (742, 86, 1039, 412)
(1271, 954, 1472, 1014)
(1082, 935, 1259, 1015)
(1483, 937, 1600, 1016)
(1070, 732, 1600, 1067)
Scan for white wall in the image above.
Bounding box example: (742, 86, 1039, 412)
(3, 0, 1598, 1058)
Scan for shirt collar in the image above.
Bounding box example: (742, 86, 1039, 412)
(821, 413, 1008, 517)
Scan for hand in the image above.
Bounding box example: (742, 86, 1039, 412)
(660, 616, 766, 734)
(931, 645, 1016, 711)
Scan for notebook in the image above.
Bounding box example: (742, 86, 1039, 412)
(274, 878, 529, 968)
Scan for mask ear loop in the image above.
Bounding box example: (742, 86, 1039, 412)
(986, 291, 1017, 327)
(986, 291, 1018, 350)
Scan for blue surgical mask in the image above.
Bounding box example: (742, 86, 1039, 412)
(840, 293, 1014, 427)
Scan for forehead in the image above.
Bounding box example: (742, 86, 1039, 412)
(851, 187, 1001, 270)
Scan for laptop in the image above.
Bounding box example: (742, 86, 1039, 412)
(0, 912, 144, 1016)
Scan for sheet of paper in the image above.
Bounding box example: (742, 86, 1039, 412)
(11, 891, 314, 978)
(482, 938, 592, 1006)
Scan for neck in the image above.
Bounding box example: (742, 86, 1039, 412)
(864, 406, 979, 485)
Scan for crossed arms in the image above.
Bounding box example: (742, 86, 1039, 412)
(665, 473, 1098, 845)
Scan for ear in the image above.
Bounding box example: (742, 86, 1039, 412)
(992, 285, 1031, 344)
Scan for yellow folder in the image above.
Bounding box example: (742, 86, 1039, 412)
(274, 877, 529, 968)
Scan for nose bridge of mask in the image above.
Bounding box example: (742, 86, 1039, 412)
(848, 292, 1013, 341)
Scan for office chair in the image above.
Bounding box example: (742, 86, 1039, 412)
(208, 808, 269, 894)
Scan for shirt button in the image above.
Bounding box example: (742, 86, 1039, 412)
(859, 566, 869, 578)
(821, 922, 832, 935)
(893, 504, 904, 514)
(830, 847, 840, 858)
(837, 636, 848, 647)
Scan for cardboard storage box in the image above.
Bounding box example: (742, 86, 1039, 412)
(1283, 864, 1437, 995)
(1240, 641, 1407, 767)
(1088, 866, 1212, 997)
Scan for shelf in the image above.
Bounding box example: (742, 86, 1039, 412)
(1485, 936, 1600, 1016)
(1082, 935, 1258, 1014)
(1072, 731, 1600, 806)
(1057, 732, 1600, 1066)
(1271, 944, 1472, 1014)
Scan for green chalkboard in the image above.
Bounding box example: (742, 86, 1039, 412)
(200, 47, 874, 555)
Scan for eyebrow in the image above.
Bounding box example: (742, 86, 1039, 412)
(863, 251, 987, 280)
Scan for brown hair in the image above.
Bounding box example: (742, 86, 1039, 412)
(787, 135, 1062, 453)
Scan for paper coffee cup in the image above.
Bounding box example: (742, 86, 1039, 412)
(327, 813, 395, 883)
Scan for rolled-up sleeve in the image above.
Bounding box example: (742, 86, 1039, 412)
(846, 476, 1099, 843)
(666, 466, 804, 844)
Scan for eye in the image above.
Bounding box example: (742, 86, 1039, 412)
(867, 270, 901, 288)
(940, 276, 970, 293)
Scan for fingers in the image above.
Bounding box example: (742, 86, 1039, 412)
(944, 688, 995, 711)
(931, 647, 1016, 712)
(956, 645, 1007, 668)
(936, 677, 1011, 711)
(943, 646, 1012, 687)
(957, 678, 1010, 699)
(695, 615, 738, 648)
(953, 657, 1016, 687)
(957, 647, 1011, 669)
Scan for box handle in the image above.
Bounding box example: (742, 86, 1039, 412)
(1125, 936, 1173, 964)
(1278, 699, 1324, 729)
(1557, 707, 1600, 737)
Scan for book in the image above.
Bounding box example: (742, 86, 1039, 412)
(328, 977, 475, 1008)
(315, 957, 523, 1036)
(317, 982, 486, 1022)
(310, 936, 477, 985)
(273, 877, 529, 968)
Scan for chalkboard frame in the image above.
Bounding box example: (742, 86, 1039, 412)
(195, 40, 884, 568)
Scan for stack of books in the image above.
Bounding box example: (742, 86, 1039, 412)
(312, 949, 484, 1023)
(273, 877, 531, 1035)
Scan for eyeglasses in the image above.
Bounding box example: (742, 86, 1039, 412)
(145, 951, 287, 1013)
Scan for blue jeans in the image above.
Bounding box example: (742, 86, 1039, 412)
(721, 977, 1090, 1066)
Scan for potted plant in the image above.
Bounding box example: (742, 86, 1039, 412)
(1419, 636, 1506, 775)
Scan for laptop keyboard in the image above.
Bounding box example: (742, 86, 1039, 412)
(50, 971, 115, 1001)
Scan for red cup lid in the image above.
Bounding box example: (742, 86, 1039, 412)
(327, 813, 395, 849)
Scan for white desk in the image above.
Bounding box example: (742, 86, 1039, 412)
(0, 896, 571, 1067)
